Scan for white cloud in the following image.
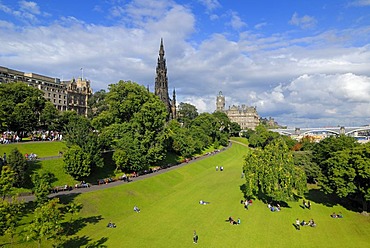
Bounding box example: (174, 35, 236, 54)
(19, 1, 40, 15)
(289, 12, 317, 29)
(349, 0, 370, 6)
(198, 0, 221, 12)
(0, 0, 370, 127)
(228, 11, 247, 30)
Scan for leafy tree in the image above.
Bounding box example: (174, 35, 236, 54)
(0, 166, 16, 199)
(25, 198, 63, 248)
(230, 122, 241, 137)
(55, 110, 79, 131)
(39, 101, 59, 130)
(0, 82, 45, 132)
(177, 102, 198, 127)
(248, 124, 280, 148)
(0, 197, 24, 245)
(7, 148, 28, 187)
(322, 144, 370, 212)
(64, 115, 105, 172)
(32, 172, 55, 205)
(190, 113, 220, 146)
(293, 151, 321, 184)
(312, 135, 358, 166)
(98, 81, 168, 172)
(112, 149, 129, 171)
(242, 138, 307, 201)
(63, 145, 91, 180)
(171, 127, 197, 158)
(87, 89, 108, 119)
(106, 80, 151, 123)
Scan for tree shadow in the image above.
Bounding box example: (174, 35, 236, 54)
(55, 192, 82, 205)
(86, 237, 109, 248)
(239, 184, 291, 208)
(61, 235, 91, 248)
(62, 236, 108, 248)
(63, 215, 104, 236)
(305, 188, 365, 212)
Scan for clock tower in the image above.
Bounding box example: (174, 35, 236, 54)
(216, 91, 225, 111)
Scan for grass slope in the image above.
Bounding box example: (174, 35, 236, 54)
(0, 141, 66, 158)
(2, 142, 369, 247)
(69, 143, 369, 248)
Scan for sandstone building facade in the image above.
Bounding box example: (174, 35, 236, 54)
(0, 66, 92, 116)
(216, 91, 260, 130)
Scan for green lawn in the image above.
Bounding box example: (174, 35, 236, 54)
(0, 141, 66, 158)
(2, 142, 370, 247)
(230, 136, 249, 146)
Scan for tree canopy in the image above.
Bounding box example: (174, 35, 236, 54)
(242, 138, 307, 202)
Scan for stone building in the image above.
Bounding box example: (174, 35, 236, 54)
(63, 77, 92, 116)
(216, 91, 260, 130)
(154, 39, 176, 120)
(0, 66, 92, 115)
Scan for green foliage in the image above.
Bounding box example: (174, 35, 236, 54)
(0, 197, 24, 244)
(106, 80, 152, 123)
(0, 166, 16, 199)
(247, 124, 280, 148)
(229, 122, 241, 137)
(322, 143, 370, 212)
(97, 81, 168, 172)
(63, 145, 92, 180)
(312, 135, 358, 166)
(25, 198, 63, 247)
(0, 82, 46, 132)
(7, 148, 28, 187)
(243, 138, 307, 201)
(39, 101, 59, 130)
(112, 149, 129, 171)
(87, 89, 108, 119)
(63, 115, 105, 177)
(32, 171, 55, 205)
(177, 102, 198, 127)
(293, 151, 321, 183)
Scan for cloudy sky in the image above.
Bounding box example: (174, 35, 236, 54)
(1, 0, 370, 128)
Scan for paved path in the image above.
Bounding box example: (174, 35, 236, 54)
(17, 142, 233, 202)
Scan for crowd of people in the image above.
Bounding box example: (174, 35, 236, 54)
(0, 130, 63, 145)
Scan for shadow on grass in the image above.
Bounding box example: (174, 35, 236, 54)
(61, 235, 108, 248)
(63, 215, 104, 236)
(239, 184, 291, 208)
(304, 188, 365, 212)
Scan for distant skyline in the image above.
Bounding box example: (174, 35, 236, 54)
(0, 0, 370, 128)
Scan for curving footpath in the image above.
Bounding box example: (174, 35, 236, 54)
(17, 142, 234, 203)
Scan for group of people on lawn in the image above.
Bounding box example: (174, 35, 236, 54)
(295, 218, 316, 230)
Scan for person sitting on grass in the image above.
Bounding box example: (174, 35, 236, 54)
(331, 212, 337, 218)
(337, 212, 343, 218)
(237, 218, 241, 225)
(308, 219, 316, 227)
(199, 200, 210, 205)
(107, 221, 116, 228)
(134, 206, 140, 213)
(295, 218, 300, 230)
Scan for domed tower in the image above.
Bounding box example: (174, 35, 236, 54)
(216, 91, 225, 111)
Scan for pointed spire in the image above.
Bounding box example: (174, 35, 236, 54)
(159, 38, 165, 57)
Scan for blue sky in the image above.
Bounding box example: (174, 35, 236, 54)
(1, 0, 370, 128)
